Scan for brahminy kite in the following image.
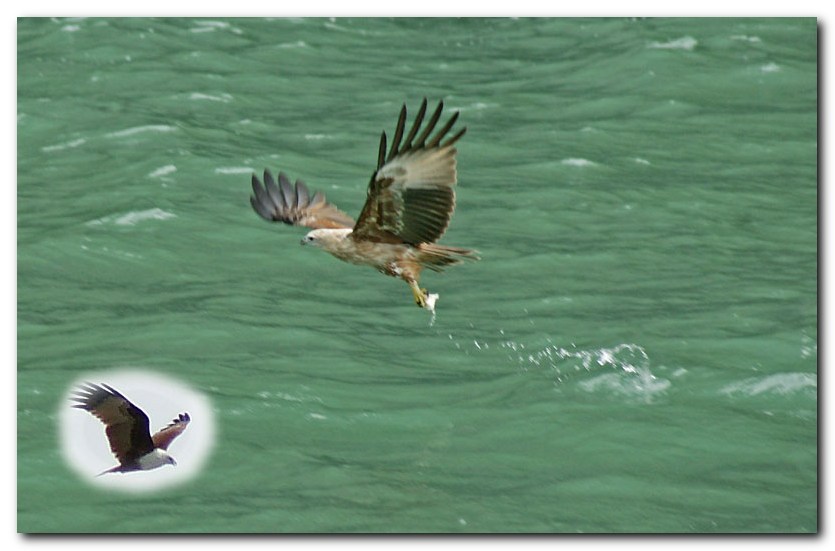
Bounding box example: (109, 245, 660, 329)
(71, 382, 190, 475)
(249, 98, 479, 311)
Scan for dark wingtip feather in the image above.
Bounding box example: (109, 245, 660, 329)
(295, 180, 310, 208)
(70, 382, 123, 410)
(402, 98, 428, 152)
(263, 172, 285, 209)
(386, 104, 407, 162)
(100, 383, 126, 399)
(413, 100, 444, 148)
(250, 173, 279, 221)
(277, 171, 295, 207)
(170, 412, 190, 425)
(377, 131, 387, 170)
(251, 173, 270, 204)
(250, 195, 274, 221)
(426, 109, 460, 148)
(309, 190, 325, 207)
(441, 126, 467, 148)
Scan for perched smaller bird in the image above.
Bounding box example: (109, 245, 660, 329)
(70, 382, 190, 475)
(250, 98, 479, 311)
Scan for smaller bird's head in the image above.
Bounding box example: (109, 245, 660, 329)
(137, 448, 178, 471)
(156, 448, 177, 468)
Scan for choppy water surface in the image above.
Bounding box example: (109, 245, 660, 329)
(17, 17, 816, 533)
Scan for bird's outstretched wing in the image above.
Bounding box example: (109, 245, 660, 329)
(71, 383, 155, 465)
(152, 412, 190, 450)
(352, 98, 466, 245)
(251, 169, 355, 230)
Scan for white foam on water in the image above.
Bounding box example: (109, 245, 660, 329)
(189, 92, 233, 103)
(720, 372, 816, 397)
(561, 158, 596, 167)
(106, 125, 176, 138)
(730, 35, 762, 43)
(215, 166, 255, 175)
(87, 208, 175, 227)
(148, 165, 177, 178)
(648, 36, 698, 51)
(189, 20, 241, 34)
(115, 208, 176, 226)
(42, 138, 86, 152)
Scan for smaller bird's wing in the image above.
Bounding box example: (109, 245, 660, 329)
(152, 412, 191, 450)
(352, 98, 466, 245)
(71, 383, 155, 466)
(251, 169, 355, 230)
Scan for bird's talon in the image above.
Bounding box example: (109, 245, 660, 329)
(411, 285, 428, 308)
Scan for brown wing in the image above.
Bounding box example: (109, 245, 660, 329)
(250, 169, 355, 230)
(71, 383, 155, 466)
(152, 412, 190, 450)
(352, 98, 467, 245)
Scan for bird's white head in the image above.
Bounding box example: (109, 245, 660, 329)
(301, 228, 352, 250)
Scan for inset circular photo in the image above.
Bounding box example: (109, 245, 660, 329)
(59, 369, 215, 493)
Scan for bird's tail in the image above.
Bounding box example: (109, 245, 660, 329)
(96, 465, 125, 477)
(418, 243, 480, 272)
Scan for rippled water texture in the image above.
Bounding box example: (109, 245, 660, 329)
(17, 17, 817, 533)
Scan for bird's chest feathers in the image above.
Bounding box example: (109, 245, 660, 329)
(324, 235, 408, 268)
(137, 448, 169, 470)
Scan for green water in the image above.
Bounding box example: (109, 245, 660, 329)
(17, 17, 817, 533)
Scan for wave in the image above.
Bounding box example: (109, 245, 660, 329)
(720, 372, 816, 398)
(87, 208, 176, 227)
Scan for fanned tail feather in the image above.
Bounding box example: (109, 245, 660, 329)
(418, 243, 480, 272)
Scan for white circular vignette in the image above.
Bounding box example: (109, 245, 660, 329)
(59, 368, 215, 493)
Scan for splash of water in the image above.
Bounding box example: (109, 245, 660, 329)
(499, 338, 671, 403)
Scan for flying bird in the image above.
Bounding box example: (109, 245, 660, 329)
(71, 382, 190, 475)
(250, 98, 479, 311)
